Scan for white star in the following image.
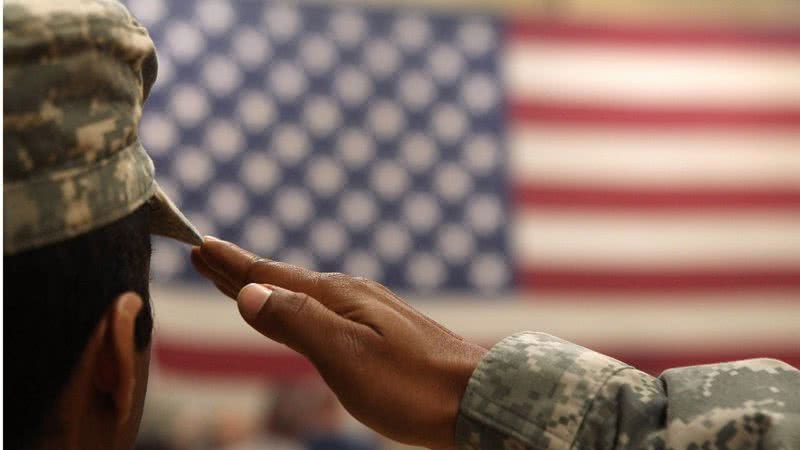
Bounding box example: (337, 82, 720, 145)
(403, 192, 441, 233)
(374, 222, 412, 262)
(406, 253, 446, 289)
(204, 119, 244, 162)
(364, 39, 401, 78)
(274, 187, 313, 228)
(434, 163, 473, 203)
(431, 103, 468, 144)
(196, 0, 235, 35)
(399, 132, 437, 173)
(393, 14, 431, 53)
(268, 62, 307, 103)
(300, 34, 338, 76)
(337, 128, 375, 169)
(140, 113, 177, 156)
(310, 220, 349, 259)
(232, 27, 271, 70)
(271, 124, 310, 166)
(339, 190, 378, 231)
(237, 90, 276, 133)
(329, 10, 367, 47)
(240, 152, 281, 194)
(428, 43, 464, 83)
(202, 55, 242, 97)
(368, 100, 406, 141)
(208, 183, 248, 225)
(173, 146, 214, 190)
(164, 20, 206, 63)
(263, 4, 302, 42)
(169, 84, 210, 127)
(243, 216, 283, 255)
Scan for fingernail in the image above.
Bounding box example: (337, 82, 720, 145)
(238, 283, 272, 322)
(120, 292, 142, 317)
(203, 235, 220, 243)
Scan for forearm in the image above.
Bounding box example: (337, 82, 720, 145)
(455, 332, 800, 450)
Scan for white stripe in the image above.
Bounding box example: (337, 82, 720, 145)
(146, 370, 267, 415)
(513, 210, 800, 269)
(506, 42, 800, 108)
(510, 126, 800, 189)
(152, 285, 800, 351)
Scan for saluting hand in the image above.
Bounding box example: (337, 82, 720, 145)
(191, 237, 486, 449)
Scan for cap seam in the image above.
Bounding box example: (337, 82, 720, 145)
(4, 139, 149, 192)
(4, 130, 140, 184)
(4, 141, 156, 254)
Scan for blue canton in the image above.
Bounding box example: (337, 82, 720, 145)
(130, 0, 510, 293)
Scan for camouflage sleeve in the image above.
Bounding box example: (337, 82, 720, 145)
(455, 332, 800, 450)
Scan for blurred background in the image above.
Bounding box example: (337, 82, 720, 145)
(124, 0, 800, 448)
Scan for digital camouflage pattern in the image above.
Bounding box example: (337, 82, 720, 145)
(4, 0, 202, 254)
(456, 332, 800, 450)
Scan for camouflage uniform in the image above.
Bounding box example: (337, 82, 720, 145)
(456, 332, 800, 449)
(4, 0, 200, 254)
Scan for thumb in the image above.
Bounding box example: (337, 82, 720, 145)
(237, 283, 349, 359)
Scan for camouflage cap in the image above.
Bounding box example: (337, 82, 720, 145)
(4, 0, 202, 255)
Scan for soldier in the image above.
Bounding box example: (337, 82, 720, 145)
(6, 1, 799, 450)
(4, 1, 201, 448)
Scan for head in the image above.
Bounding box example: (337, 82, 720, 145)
(4, 204, 153, 450)
(4, 0, 201, 448)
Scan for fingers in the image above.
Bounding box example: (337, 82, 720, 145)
(197, 237, 259, 286)
(198, 237, 325, 298)
(191, 248, 237, 299)
(195, 238, 415, 317)
(190, 247, 228, 286)
(237, 283, 364, 361)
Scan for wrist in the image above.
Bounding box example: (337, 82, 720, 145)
(434, 341, 488, 449)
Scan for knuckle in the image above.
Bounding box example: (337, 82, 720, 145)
(320, 271, 350, 288)
(363, 278, 386, 291)
(348, 276, 371, 291)
(243, 256, 268, 283)
(338, 323, 370, 358)
(307, 271, 325, 294)
(351, 276, 370, 285)
(325, 271, 349, 281)
(354, 277, 384, 295)
(288, 292, 314, 315)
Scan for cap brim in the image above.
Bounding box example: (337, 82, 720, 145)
(147, 182, 203, 246)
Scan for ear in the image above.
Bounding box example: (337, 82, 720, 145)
(93, 292, 144, 425)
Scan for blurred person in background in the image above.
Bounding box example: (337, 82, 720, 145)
(220, 380, 380, 450)
(207, 407, 260, 450)
(260, 381, 379, 450)
(4, 1, 202, 449)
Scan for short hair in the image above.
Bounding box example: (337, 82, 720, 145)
(4, 204, 153, 449)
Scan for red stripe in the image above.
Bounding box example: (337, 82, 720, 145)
(518, 269, 800, 292)
(510, 101, 800, 127)
(155, 341, 317, 380)
(513, 185, 800, 210)
(155, 340, 800, 378)
(508, 20, 800, 48)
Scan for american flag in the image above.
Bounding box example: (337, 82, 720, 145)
(127, 0, 800, 382)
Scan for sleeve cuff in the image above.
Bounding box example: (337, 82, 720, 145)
(455, 332, 630, 450)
